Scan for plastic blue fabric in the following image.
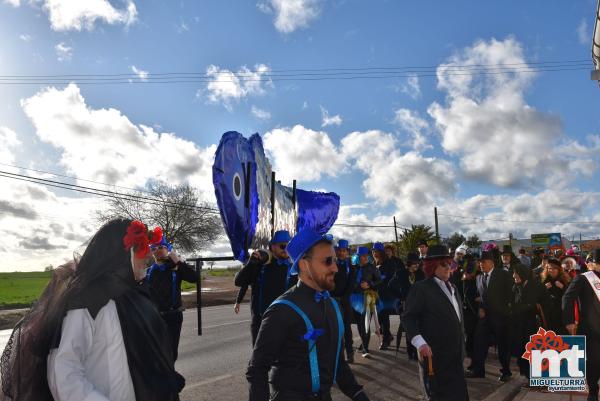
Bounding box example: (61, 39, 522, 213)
(296, 189, 340, 235)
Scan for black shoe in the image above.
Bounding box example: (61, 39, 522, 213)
(379, 343, 389, 350)
(465, 370, 485, 379)
(587, 395, 598, 401)
(498, 374, 511, 382)
(347, 353, 354, 364)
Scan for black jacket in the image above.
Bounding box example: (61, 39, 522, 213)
(402, 278, 468, 401)
(246, 282, 368, 401)
(332, 258, 355, 299)
(477, 268, 513, 321)
(234, 251, 297, 317)
(146, 260, 198, 312)
(376, 257, 402, 302)
(562, 271, 600, 338)
(510, 280, 546, 356)
(541, 277, 568, 334)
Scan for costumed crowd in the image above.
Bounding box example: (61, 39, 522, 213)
(1, 220, 599, 401)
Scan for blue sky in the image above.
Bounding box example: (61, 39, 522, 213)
(0, 0, 599, 270)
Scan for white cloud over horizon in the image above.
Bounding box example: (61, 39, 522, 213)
(258, 0, 322, 34)
(42, 0, 137, 31)
(205, 64, 273, 111)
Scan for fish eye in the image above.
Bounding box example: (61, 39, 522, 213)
(233, 173, 242, 200)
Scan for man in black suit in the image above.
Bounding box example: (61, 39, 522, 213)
(563, 248, 600, 401)
(403, 245, 469, 401)
(466, 250, 513, 382)
(333, 239, 356, 363)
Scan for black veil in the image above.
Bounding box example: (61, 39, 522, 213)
(1, 218, 184, 401)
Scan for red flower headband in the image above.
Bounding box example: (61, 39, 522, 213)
(123, 220, 163, 258)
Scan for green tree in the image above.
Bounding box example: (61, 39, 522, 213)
(398, 224, 436, 255)
(446, 232, 466, 252)
(466, 234, 482, 249)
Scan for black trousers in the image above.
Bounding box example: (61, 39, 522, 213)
(337, 297, 354, 357)
(378, 309, 394, 343)
(471, 316, 510, 375)
(251, 313, 262, 346)
(588, 338, 600, 398)
(463, 311, 478, 359)
(271, 390, 332, 401)
(162, 310, 184, 361)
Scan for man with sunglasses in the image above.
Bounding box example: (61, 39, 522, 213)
(235, 230, 297, 345)
(146, 235, 198, 361)
(246, 228, 370, 401)
(403, 244, 469, 401)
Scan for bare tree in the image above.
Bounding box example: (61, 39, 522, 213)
(97, 181, 223, 254)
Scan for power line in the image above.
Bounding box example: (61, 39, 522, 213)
(0, 170, 220, 214)
(437, 212, 600, 225)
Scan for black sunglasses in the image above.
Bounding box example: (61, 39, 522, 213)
(305, 255, 337, 266)
(278, 243, 288, 250)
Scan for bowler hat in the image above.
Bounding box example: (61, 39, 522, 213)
(501, 245, 513, 255)
(287, 228, 333, 274)
(417, 239, 429, 247)
(406, 252, 420, 264)
(480, 250, 495, 261)
(424, 244, 451, 259)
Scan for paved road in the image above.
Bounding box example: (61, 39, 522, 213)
(1, 304, 517, 401)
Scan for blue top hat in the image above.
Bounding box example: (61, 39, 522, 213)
(372, 242, 385, 252)
(356, 246, 370, 256)
(150, 235, 173, 252)
(287, 228, 333, 274)
(337, 239, 349, 249)
(270, 230, 291, 244)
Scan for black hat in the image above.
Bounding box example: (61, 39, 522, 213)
(480, 250, 495, 261)
(424, 244, 450, 259)
(590, 249, 600, 263)
(513, 263, 532, 281)
(406, 252, 420, 264)
(502, 245, 513, 255)
(547, 257, 561, 267)
(417, 239, 429, 247)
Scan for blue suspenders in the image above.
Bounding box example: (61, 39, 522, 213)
(271, 298, 344, 393)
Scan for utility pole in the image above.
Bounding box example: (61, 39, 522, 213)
(393, 216, 400, 254)
(434, 207, 440, 243)
(509, 232, 513, 248)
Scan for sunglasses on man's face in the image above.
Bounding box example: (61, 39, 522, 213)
(277, 243, 288, 250)
(304, 255, 337, 266)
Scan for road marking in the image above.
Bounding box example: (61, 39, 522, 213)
(194, 319, 251, 330)
(182, 374, 232, 391)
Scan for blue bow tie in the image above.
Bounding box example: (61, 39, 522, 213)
(314, 291, 330, 303)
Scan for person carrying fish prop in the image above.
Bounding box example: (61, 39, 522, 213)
(246, 228, 370, 401)
(235, 230, 297, 345)
(350, 246, 382, 358)
(145, 235, 198, 361)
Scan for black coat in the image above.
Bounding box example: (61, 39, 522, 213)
(377, 258, 400, 302)
(510, 280, 545, 356)
(477, 268, 512, 322)
(402, 278, 469, 401)
(541, 277, 568, 334)
(562, 271, 600, 339)
(146, 260, 198, 312)
(332, 258, 355, 299)
(234, 251, 297, 317)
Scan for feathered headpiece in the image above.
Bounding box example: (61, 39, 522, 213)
(123, 220, 163, 258)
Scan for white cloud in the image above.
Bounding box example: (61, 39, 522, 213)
(19, 34, 32, 42)
(577, 19, 589, 45)
(54, 42, 72, 62)
(320, 106, 342, 127)
(427, 37, 582, 188)
(341, 130, 456, 224)
(20, 83, 216, 201)
(251, 105, 271, 120)
(130, 65, 148, 81)
(399, 73, 421, 99)
(393, 108, 431, 151)
(205, 64, 272, 111)
(263, 124, 345, 184)
(40, 0, 137, 31)
(302, 101, 308, 109)
(258, 0, 322, 34)
(0, 126, 21, 165)
(2, 0, 19, 7)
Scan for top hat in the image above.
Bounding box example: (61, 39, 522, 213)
(337, 239, 349, 250)
(480, 250, 495, 261)
(271, 230, 291, 244)
(424, 244, 451, 259)
(501, 245, 513, 255)
(406, 252, 420, 264)
(372, 242, 385, 252)
(357, 246, 370, 256)
(287, 228, 333, 274)
(589, 249, 600, 263)
(417, 239, 429, 247)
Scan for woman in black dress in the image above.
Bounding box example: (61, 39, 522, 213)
(540, 257, 571, 334)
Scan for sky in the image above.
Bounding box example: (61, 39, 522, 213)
(0, 0, 599, 271)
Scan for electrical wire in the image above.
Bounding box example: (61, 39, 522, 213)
(437, 212, 600, 225)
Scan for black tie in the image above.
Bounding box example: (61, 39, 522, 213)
(445, 281, 452, 294)
(483, 273, 488, 292)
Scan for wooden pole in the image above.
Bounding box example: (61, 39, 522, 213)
(434, 207, 440, 243)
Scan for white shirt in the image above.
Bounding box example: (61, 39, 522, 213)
(411, 278, 462, 350)
(47, 300, 136, 401)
